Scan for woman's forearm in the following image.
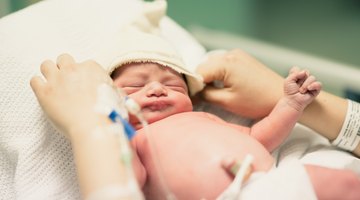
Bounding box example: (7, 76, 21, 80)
(299, 91, 360, 157)
(300, 91, 347, 140)
(30, 54, 144, 198)
(69, 117, 133, 198)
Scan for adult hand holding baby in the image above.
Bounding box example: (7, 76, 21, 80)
(30, 54, 113, 140)
(196, 49, 284, 119)
(197, 49, 360, 157)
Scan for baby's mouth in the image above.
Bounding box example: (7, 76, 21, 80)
(129, 101, 172, 129)
(142, 101, 170, 112)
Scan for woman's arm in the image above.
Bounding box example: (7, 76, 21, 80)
(197, 49, 360, 157)
(70, 118, 134, 197)
(30, 54, 144, 199)
(196, 49, 284, 119)
(302, 93, 360, 156)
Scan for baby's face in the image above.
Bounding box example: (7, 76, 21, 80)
(112, 62, 193, 129)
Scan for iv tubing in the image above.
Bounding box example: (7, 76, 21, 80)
(124, 97, 176, 200)
(134, 111, 177, 200)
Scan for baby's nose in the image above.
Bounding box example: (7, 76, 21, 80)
(146, 81, 168, 97)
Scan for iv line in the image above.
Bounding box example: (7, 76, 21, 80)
(125, 98, 177, 200)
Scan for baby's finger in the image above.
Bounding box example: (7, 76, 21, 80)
(40, 60, 58, 79)
(299, 75, 316, 93)
(289, 66, 301, 75)
(286, 68, 306, 84)
(56, 53, 76, 70)
(308, 81, 322, 96)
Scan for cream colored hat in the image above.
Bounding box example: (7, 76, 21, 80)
(106, 29, 204, 96)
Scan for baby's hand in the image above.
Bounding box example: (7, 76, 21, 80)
(284, 67, 322, 111)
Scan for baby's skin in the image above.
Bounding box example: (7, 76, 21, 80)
(133, 112, 274, 199)
(112, 63, 321, 199)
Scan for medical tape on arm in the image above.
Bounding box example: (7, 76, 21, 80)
(87, 124, 144, 200)
(89, 84, 144, 199)
(332, 99, 360, 151)
(94, 83, 128, 120)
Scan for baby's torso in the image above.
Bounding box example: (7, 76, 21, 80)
(133, 112, 274, 200)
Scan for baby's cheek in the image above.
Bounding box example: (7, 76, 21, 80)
(174, 100, 192, 113)
(182, 98, 194, 111)
(127, 93, 142, 104)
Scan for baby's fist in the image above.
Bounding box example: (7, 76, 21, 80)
(284, 67, 322, 111)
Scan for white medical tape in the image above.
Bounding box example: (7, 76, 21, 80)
(332, 99, 360, 151)
(94, 83, 128, 119)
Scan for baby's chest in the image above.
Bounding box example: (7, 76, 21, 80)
(134, 121, 273, 199)
(135, 119, 273, 174)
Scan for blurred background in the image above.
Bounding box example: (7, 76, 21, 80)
(1, 0, 359, 99)
(167, 0, 360, 67)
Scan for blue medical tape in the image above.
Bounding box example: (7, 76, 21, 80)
(108, 110, 136, 140)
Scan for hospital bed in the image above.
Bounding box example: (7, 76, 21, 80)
(0, 0, 359, 199)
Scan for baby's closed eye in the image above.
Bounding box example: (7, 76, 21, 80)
(164, 82, 187, 93)
(122, 83, 144, 94)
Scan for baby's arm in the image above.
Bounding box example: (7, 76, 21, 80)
(249, 67, 322, 152)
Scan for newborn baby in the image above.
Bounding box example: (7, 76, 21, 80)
(111, 61, 321, 199)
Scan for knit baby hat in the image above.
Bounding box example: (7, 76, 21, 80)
(104, 29, 205, 96)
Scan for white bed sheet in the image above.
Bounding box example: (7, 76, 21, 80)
(0, 0, 204, 199)
(0, 0, 359, 199)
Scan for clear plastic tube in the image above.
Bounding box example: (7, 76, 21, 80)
(125, 98, 176, 199)
(137, 113, 177, 200)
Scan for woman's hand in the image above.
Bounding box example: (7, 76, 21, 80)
(30, 54, 113, 139)
(196, 49, 284, 119)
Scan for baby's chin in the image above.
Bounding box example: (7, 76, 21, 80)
(130, 112, 172, 130)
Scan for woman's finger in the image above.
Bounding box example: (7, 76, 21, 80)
(197, 60, 226, 84)
(40, 60, 58, 79)
(201, 86, 232, 107)
(57, 53, 76, 69)
(30, 76, 46, 97)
